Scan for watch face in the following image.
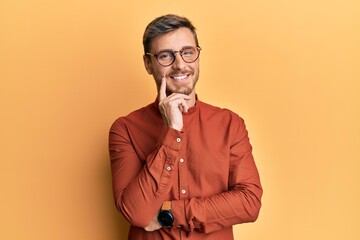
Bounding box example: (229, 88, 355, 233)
(158, 211, 174, 227)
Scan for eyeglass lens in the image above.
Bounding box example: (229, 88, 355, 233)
(156, 47, 200, 66)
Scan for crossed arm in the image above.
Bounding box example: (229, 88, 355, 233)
(109, 78, 262, 233)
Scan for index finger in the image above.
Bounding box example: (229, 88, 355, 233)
(158, 77, 167, 101)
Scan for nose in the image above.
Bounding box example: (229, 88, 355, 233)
(171, 52, 186, 70)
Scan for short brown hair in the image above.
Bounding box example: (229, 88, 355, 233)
(143, 14, 199, 54)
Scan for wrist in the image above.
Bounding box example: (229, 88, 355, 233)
(170, 124, 183, 131)
(158, 201, 174, 227)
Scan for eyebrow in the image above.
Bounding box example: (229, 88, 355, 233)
(154, 45, 195, 54)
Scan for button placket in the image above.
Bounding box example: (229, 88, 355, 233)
(176, 136, 188, 199)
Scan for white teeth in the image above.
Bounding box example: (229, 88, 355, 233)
(172, 75, 187, 80)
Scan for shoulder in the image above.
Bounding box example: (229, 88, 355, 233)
(110, 102, 159, 131)
(197, 100, 248, 142)
(198, 100, 244, 124)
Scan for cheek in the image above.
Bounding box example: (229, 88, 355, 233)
(154, 67, 170, 78)
(189, 60, 199, 70)
(152, 69, 167, 85)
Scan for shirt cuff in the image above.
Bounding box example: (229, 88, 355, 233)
(171, 199, 189, 232)
(157, 126, 184, 151)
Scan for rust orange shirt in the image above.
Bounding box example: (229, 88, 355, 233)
(109, 98, 262, 239)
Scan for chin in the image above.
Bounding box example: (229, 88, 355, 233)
(168, 80, 197, 96)
(180, 89, 194, 95)
(167, 86, 194, 96)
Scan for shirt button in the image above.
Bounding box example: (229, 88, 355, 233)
(181, 189, 186, 194)
(180, 158, 184, 163)
(176, 138, 181, 142)
(166, 166, 171, 171)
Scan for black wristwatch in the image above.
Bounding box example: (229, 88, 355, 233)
(158, 201, 174, 227)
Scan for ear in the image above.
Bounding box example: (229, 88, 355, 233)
(143, 55, 153, 75)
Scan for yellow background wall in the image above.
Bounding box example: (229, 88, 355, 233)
(1, 0, 359, 239)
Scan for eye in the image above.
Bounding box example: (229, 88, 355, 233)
(182, 47, 195, 56)
(157, 51, 173, 60)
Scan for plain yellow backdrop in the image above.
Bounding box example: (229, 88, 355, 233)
(1, 0, 359, 239)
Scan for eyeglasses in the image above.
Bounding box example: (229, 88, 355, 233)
(146, 46, 201, 67)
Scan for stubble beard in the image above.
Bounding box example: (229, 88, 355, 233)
(166, 70, 199, 96)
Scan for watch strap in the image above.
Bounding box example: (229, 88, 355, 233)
(161, 201, 172, 211)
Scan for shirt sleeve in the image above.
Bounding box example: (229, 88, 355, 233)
(171, 116, 263, 234)
(109, 118, 183, 227)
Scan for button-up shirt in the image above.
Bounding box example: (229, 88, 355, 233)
(109, 98, 262, 239)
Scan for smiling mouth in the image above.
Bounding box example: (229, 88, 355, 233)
(170, 74, 190, 82)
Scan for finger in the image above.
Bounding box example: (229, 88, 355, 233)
(165, 95, 190, 111)
(172, 98, 189, 113)
(180, 99, 189, 112)
(158, 77, 167, 101)
(167, 92, 192, 101)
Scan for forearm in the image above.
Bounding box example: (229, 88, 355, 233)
(110, 125, 183, 227)
(171, 181, 262, 233)
(113, 145, 176, 227)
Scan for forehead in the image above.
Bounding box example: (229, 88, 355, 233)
(150, 27, 196, 52)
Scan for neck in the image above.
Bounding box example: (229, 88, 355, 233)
(187, 90, 196, 108)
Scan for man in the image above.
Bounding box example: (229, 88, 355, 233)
(109, 14, 262, 240)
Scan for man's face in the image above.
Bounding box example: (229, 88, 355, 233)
(144, 27, 200, 96)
